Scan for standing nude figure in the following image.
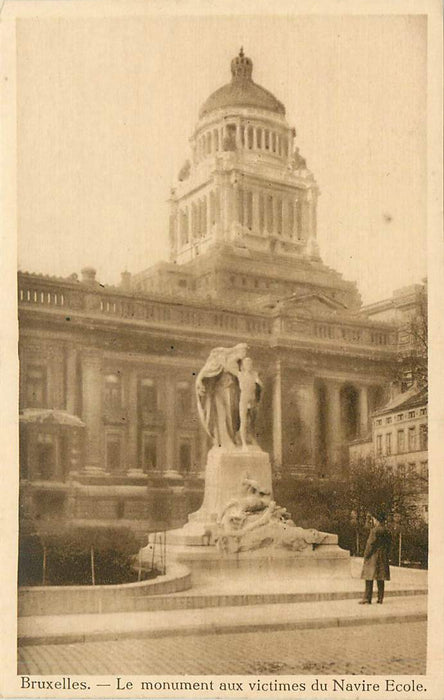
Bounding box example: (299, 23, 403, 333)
(238, 357, 262, 448)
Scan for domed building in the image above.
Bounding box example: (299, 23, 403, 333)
(18, 50, 412, 532)
(132, 50, 361, 311)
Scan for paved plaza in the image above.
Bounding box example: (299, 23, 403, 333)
(18, 620, 426, 676)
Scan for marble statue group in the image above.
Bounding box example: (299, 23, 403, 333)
(196, 343, 262, 449)
(194, 343, 327, 554)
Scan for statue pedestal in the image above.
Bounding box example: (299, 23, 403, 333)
(167, 446, 272, 546)
(140, 447, 351, 584)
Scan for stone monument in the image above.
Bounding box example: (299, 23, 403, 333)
(140, 344, 350, 582)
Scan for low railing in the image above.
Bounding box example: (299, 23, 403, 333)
(18, 274, 397, 349)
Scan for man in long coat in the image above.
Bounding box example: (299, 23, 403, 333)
(359, 510, 391, 604)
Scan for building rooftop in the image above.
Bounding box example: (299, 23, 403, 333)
(199, 49, 285, 119)
(373, 385, 428, 417)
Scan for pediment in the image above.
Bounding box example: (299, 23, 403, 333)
(279, 292, 347, 317)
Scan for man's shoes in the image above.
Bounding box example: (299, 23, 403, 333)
(358, 600, 371, 604)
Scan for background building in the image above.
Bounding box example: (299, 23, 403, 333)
(19, 51, 422, 533)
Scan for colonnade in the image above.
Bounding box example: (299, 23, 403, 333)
(194, 121, 292, 162)
(173, 184, 310, 251)
(177, 191, 219, 246)
(271, 367, 380, 474)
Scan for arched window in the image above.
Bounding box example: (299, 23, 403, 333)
(247, 126, 254, 149)
(256, 128, 262, 149)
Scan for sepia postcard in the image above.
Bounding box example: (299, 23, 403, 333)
(1, 0, 443, 698)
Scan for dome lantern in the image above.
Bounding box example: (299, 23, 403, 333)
(231, 47, 253, 81)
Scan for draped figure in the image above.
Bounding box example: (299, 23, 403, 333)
(196, 343, 249, 448)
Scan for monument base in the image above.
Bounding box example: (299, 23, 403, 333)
(139, 445, 351, 584)
(162, 539, 351, 585)
(167, 446, 272, 546)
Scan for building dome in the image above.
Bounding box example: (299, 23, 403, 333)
(199, 49, 285, 119)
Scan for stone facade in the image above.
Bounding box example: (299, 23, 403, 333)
(349, 385, 428, 521)
(18, 51, 405, 532)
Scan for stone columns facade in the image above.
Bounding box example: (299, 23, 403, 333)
(127, 369, 143, 475)
(65, 345, 78, 416)
(252, 190, 260, 233)
(81, 350, 104, 474)
(294, 376, 316, 467)
(325, 380, 342, 469)
(359, 385, 369, 437)
(164, 375, 176, 471)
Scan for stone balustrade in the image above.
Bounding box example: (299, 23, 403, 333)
(18, 273, 396, 350)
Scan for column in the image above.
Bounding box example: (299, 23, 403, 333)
(207, 192, 213, 234)
(252, 191, 260, 233)
(273, 196, 281, 235)
(295, 377, 316, 468)
(294, 199, 300, 239)
(235, 122, 242, 150)
(252, 126, 257, 150)
(282, 197, 289, 238)
(233, 182, 240, 227)
(164, 375, 176, 472)
(127, 369, 143, 476)
(65, 345, 78, 415)
(272, 360, 283, 470)
(300, 191, 310, 241)
(359, 386, 369, 437)
(81, 350, 105, 474)
(325, 380, 343, 470)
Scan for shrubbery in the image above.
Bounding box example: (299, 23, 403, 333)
(18, 526, 148, 586)
(273, 459, 428, 569)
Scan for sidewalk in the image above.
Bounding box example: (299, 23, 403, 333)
(18, 592, 427, 647)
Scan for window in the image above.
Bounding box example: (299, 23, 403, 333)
(420, 407, 427, 416)
(139, 378, 157, 413)
(376, 419, 382, 426)
(106, 434, 122, 472)
(385, 433, 392, 456)
(396, 413, 404, 421)
(179, 441, 192, 474)
(397, 430, 405, 453)
(177, 381, 192, 416)
(408, 410, 415, 418)
(142, 434, 157, 472)
(408, 426, 416, 451)
(25, 365, 47, 407)
(407, 462, 416, 476)
(104, 373, 122, 409)
(420, 461, 428, 478)
(376, 435, 382, 455)
(419, 424, 428, 450)
(386, 417, 392, 424)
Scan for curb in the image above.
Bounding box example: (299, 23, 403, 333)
(18, 610, 427, 647)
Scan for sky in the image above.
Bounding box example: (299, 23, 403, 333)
(16, 13, 427, 304)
